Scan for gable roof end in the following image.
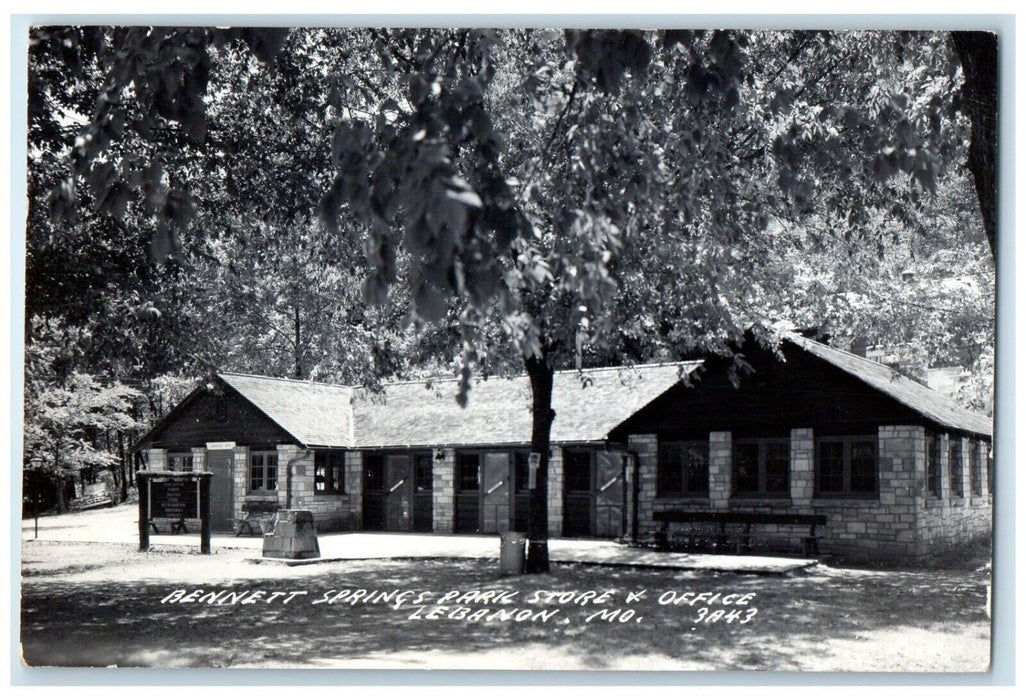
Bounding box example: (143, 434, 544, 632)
(786, 333, 992, 438)
(218, 373, 355, 448)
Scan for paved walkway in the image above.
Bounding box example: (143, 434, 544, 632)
(21, 505, 818, 575)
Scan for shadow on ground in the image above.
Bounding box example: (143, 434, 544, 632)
(20, 552, 991, 670)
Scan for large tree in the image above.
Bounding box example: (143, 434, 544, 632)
(28, 27, 995, 572)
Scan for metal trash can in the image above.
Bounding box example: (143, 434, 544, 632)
(499, 532, 527, 575)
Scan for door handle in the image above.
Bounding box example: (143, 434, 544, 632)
(486, 480, 505, 495)
(389, 479, 406, 493)
(597, 476, 619, 493)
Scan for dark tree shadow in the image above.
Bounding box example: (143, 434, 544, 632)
(20, 556, 990, 670)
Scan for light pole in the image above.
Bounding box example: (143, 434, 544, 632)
(27, 455, 44, 539)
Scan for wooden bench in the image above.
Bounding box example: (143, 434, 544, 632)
(235, 501, 280, 536)
(652, 511, 828, 556)
(68, 493, 114, 511)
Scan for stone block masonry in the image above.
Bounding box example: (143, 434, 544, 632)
(284, 445, 356, 532)
(433, 449, 455, 534)
(547, 447, 563, 537)
(790, 428, 814, 505)
(232, 446, 249, 529)
(628, 434, 658, 534)
(145, 448, 168, 472)
(708, 432, 732, 510)
(631, 425, 992, 564)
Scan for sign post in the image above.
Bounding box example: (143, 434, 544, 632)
(137, 471, 212, 554)
(199, 472, 212, 554)
(528, 452, 541, 490)
(137, 471, 150, 552)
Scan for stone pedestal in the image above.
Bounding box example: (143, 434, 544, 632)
(262, 509, 320, 559)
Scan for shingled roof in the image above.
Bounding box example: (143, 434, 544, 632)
(219, 373, 354, 448)
(207, 337, 990, 449)
(216, 363, 697, 449)
(351, 363, 699, 449)
(785, 333, 993, 437)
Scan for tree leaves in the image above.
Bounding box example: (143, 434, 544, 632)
(566, 29, 653, 94)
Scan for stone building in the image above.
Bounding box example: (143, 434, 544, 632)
(134, 333, 992, 562)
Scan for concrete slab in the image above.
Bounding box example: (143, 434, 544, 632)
(22, 504, 818, 575)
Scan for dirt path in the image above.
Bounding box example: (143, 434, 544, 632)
(19, 540, 991, 671)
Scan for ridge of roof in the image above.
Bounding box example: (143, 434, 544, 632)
(218, 371, 352, 389)
(220, 360, 701, 392)
(217, 361, 694, 450)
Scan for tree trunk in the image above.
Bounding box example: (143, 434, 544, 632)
(293, 306, 303, 379)
(54, 443, 65, 514)
(525, 353, 555, 574)
(117, 429, 128, 503)
(952, 31, 999, 258)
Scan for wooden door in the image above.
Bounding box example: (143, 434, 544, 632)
(562, 450, 592, 537)
(512, 452, 530, 532)
(386, 454, 412, 531)
(206, 450, 235, 532)
(593, 451, 624, 538)
(481, 452, 510, 534)
(454, 453, 480, 533)
(362, 454, 386, 530)
(412, 453, 433, 532)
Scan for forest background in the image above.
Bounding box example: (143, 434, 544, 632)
(18, 26, 996, 565)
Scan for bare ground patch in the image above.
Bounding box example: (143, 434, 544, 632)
(19, 540, 990, 671)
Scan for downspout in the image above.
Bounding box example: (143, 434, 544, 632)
(286, 449, 312, 510)
(626, 450, 640, 543)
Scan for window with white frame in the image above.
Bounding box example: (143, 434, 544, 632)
(249, 451, 278, 493)
(168, 452, 194, 472)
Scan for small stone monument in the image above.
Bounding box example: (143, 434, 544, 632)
(262, 509, 320, 559)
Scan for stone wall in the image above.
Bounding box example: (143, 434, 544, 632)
(285, 446, 360, 531)
(144, 448, 167, 472)
(808, 425, 922, 562)
(627, 434, 659, 531)
(631, 424, 992, 563)
(231, 446, 249, 529)
(917, 435, 992, 554)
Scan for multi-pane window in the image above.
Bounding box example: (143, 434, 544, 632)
(456, 453, 480, 492)
(986, 441, 993, 494)
(657, 440, 709, 496)
(414, 453, 433, 492)
(815, 436, 878, 497)
(926, 433, 942, 498)
(168, 453, 194, 472)
(732, 438, 790, 497)
(314, 451, 345, 494)
(249, 451, 278, 493)
(949, 439, 964, 498)
(968, 440, 982, 496)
